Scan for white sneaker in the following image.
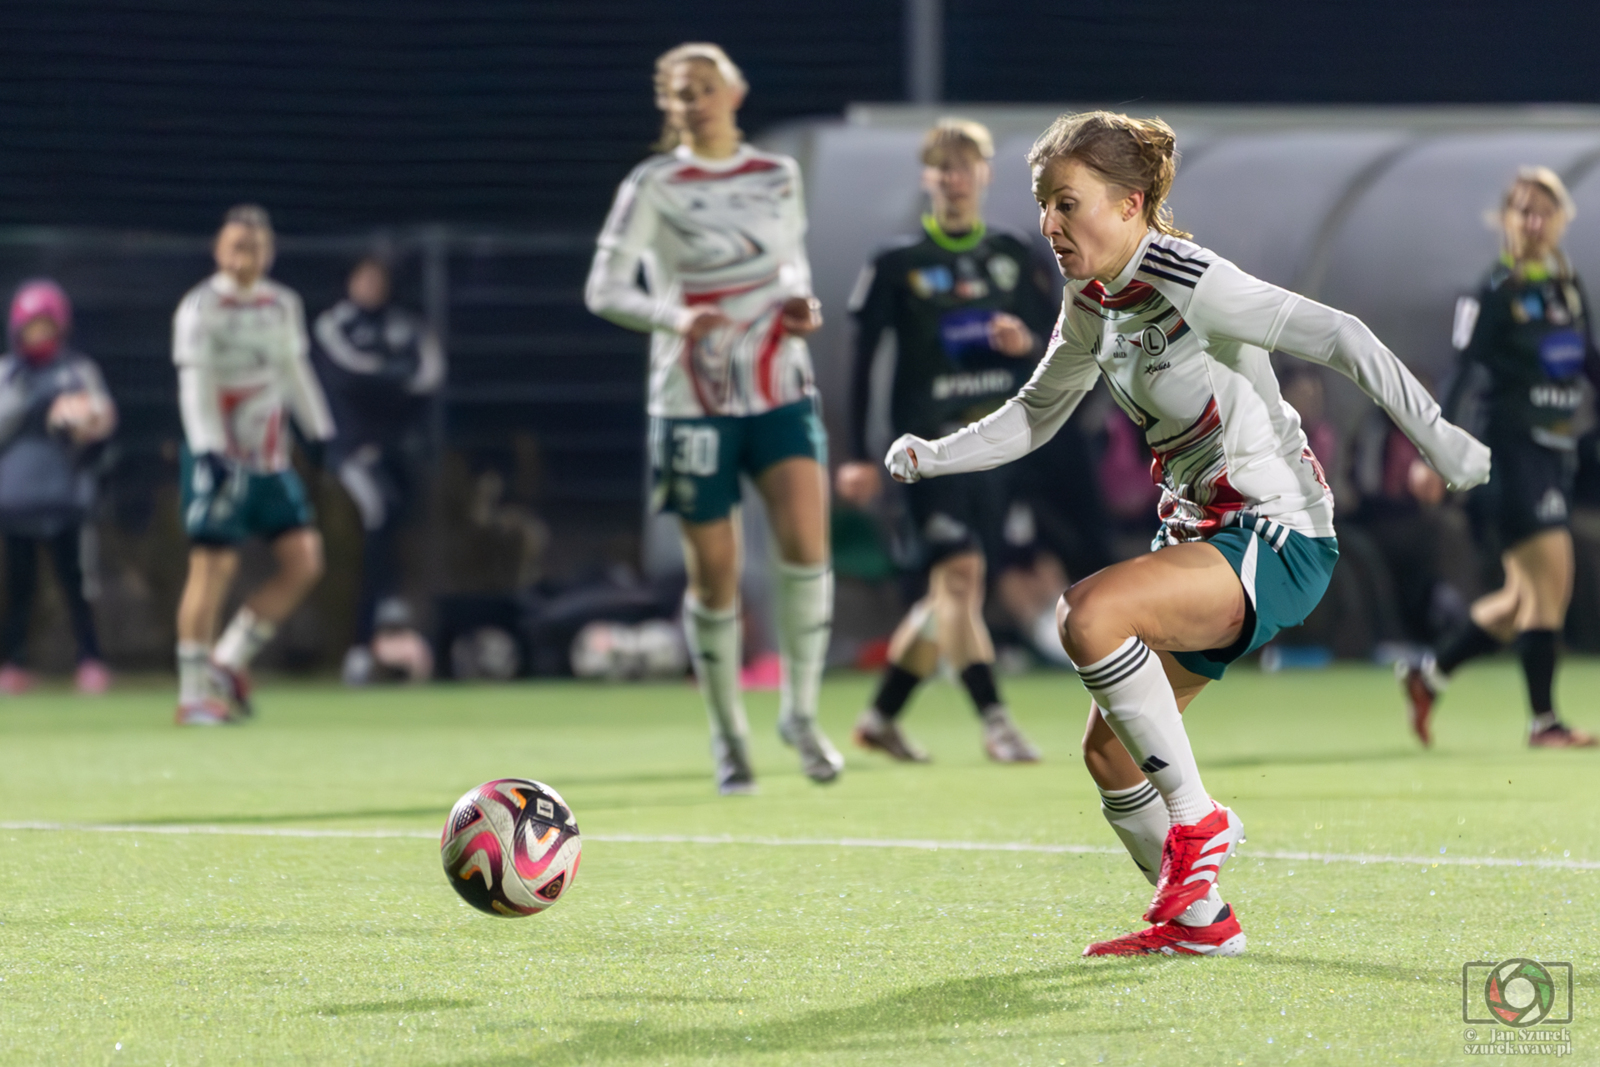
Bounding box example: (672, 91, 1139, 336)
(342, 645, 374, 686)
(982, 706, 1041, 763)
(852, 707, 931, 763)
(778, 715, 845, 783)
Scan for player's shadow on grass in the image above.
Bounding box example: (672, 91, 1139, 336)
(1205, 748, 1423, 771)
(577, 993, 750, 1005)
(425, 963, 1157, 1065)
(314, 997, 475, 1015)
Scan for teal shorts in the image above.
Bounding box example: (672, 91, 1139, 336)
(1168, 515, 1340, 681)
(180, 446, 315, 546)
(649, 400, 827, 524)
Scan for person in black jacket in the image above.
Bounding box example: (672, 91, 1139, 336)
(1401, 166, 1599, 748)
(312, 256, 444, 684)
(835, 119, 1058, 763)
(0, 280, 116, 694)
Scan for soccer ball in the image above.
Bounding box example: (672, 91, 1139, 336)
(440, 778, 581, 916)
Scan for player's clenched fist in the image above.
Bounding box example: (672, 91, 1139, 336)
(884, 433, 936, 483)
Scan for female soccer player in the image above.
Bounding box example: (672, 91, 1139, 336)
(838, 118, 1055, 764)
(1401, 167, 1599, 748)
(173, 205, 335, 725)
(886, 111, 1490, 956)
(585, 43, 842, 793)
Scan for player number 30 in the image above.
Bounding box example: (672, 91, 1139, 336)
(670, 425, 719, 477)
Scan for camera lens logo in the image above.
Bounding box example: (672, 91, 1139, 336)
(1484, 959, 1557, 1027)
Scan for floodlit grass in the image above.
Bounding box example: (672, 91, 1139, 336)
(0, 660, 1596, 1065)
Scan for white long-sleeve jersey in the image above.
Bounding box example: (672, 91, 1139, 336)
(173, 273, 335, 472)
(892, 230, 1491, 543)
(585, 143, 817, 418)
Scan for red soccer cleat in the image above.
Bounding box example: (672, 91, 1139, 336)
(1083, 904, 1246, 957)
(1144, 804, 1245, 924)
(1398, 662, 1436, 747)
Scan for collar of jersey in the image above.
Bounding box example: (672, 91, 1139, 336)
(922, 214, 987, 252)
(1499, 251, 1555, 282)
(210, 272, 265, 298)
(674, 143, 752, 169)
(1094, 230, 1157, 295)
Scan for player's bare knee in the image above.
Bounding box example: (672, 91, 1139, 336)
(1057, 583, 1106, 663)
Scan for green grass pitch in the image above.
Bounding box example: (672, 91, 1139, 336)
(0, 660, 1596, 1066)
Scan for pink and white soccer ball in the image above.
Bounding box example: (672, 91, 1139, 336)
(440, 778, 581, 916)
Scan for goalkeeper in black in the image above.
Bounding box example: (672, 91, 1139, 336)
(835, 119, 1058, 762)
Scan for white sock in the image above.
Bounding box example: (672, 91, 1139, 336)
(213, 607, 276, 672)
(1098, 778, 1168, 886)
(683, 596, 748, 746)
(177, 641, 212, 704)
(775, 561, 831, 725)
(1173, 885, 1226, 927)
(1075, 637, 1212, 825)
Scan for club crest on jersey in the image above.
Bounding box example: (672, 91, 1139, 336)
(1141, 325, 1168, 356)
(986, 255, 1020, 292)
(908, 266, 953, 298)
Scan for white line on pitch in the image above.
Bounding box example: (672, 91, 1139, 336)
(0, 820, 1593, 872)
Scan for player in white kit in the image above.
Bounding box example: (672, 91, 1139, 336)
(886, 112, 1490, 955)
(172, 205, 335, 725)
(586, 43, 842, 792)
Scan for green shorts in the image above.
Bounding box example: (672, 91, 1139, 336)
(180, 446, 315, 546)
(1168, 515, 1340, 681)
(649, 400, 827, 524)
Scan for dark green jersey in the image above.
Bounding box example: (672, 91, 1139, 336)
(847, 217, 1058, 459)
(1445, 258, 1600, 449)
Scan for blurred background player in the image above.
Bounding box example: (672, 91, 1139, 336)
(1402, 167, 1599, 748)
(837, 118, 1055, 763)
(585, 43, 841, 792)
(172, 204, 335, 725)
(312, 255, 444, 685)
(0, 280, 116, 694)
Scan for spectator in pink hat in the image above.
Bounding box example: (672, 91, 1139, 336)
(0, 279, 116, 694)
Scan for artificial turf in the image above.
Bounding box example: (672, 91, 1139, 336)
(0, 659, 1595, 1066)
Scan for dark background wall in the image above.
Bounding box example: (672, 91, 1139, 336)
(945, 1, 1600, 107)
(3, 1, 1600, 234)
(0, 0, 903, 231)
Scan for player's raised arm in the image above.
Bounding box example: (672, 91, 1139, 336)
(1184, 259, 1491, 491)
